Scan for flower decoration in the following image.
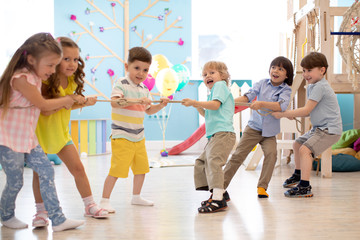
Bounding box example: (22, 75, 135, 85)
(178, 38, 184, 46)
(164, 8, 169, 15)
(85, 54, 90, 61)
(89, 21, 94, 26)
(107, 69, 115, 77)
(131, 26, 137, 32)
(99, 27, 104, 32)
(85, 8, 91, 15)
(146, 34, 153, 40)
(111, 3, 116, 7)
(177, 16, 182, 21)
(158, 15, 164, 21)
(91, 68, 96, 73)
(70, 15, 77, 21)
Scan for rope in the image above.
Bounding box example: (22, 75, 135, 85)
(235, 102, 303, 132)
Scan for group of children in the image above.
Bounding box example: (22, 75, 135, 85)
(0, 32, 342, 231)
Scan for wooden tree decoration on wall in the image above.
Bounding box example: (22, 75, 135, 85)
(68, 0, 184, 99)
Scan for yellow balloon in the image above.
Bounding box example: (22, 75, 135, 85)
(155, 68, 179, 97)
(149, 54, 171, 78)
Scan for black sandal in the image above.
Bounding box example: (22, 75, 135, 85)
(201, 191, 231, 206)
(198, 198, 227, 213)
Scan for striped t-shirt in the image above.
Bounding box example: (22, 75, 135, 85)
(111, 76, 150, 142)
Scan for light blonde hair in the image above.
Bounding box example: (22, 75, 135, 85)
(202, 61, 231, 86)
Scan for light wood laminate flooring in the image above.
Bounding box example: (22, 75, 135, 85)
(1, 151, 360, 240)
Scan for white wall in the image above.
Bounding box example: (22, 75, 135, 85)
(0, 0, 54, 74)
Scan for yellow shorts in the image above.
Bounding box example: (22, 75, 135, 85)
(109, 138, 149, 178)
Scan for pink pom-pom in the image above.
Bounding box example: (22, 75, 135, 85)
(107, 69, 114, 77)
(70, 15, 77, 21)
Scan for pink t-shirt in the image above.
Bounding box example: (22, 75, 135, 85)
(0, 69, 41, 153)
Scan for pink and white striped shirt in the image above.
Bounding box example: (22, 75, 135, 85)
(0, 69, 41, 153)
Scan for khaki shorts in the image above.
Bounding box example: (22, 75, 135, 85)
(296, 128, 341, 157)
(109, 138, 149, 178)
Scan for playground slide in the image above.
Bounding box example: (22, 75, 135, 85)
(167, 105, 249, 155)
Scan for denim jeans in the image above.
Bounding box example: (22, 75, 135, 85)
(0, 145, 66, 226)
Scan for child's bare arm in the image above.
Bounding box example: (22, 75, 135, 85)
(251, 101, 282, 112)
(145, 97, 169, 115)
(234, 96, 249, 103)
(272, 99, 318, 119)
(182, 98, 221, 110)
(13, 76, 74, 111)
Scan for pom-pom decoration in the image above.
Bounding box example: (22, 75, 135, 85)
(85, 8, 91, 15)
(70, 15, 77, 21)
(178, 38, 184, 46)
(91, 68, 96, 73)
(111, 3, 116, 7)
(99, 27, 104, 32)
(107, 69, 115, 77)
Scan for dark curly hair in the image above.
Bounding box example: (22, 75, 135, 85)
(43, 37, 85, 98)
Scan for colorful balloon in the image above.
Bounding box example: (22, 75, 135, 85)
(143, 74, 155, 91)
(172, 64, 190, 92)
(155, 68, 179, 97)
(149, 54, 172, 78)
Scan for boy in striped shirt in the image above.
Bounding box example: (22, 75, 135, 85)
(100, 47, 169, 212)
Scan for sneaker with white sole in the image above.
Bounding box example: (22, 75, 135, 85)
(283, 173, 301, 188)
(284, 185, 313, 198)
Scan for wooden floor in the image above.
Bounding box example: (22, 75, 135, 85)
(1, 151, 360, 240)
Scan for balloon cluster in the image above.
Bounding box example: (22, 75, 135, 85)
(144, 54, 190, 97)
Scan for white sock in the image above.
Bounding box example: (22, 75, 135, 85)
(212, 188, 224, 201)
(82, 195, 95, 206)
(99, 198, 115, 213)
(1, 216, 28, 229)
(52, 219, 85, 232)
(35, 202, 46, 213)
(82, 195, 100, 215)
(131, 195, 154, 206)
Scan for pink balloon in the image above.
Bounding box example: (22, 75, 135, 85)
(143, 74, 155, 91)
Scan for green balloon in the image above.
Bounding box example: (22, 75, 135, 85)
(172, 64, 190, 92)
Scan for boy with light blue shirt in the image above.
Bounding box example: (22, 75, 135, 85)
(223, 56, 294, 199)
(272, 52, 342, 198)
(182, 61, 236, 213)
